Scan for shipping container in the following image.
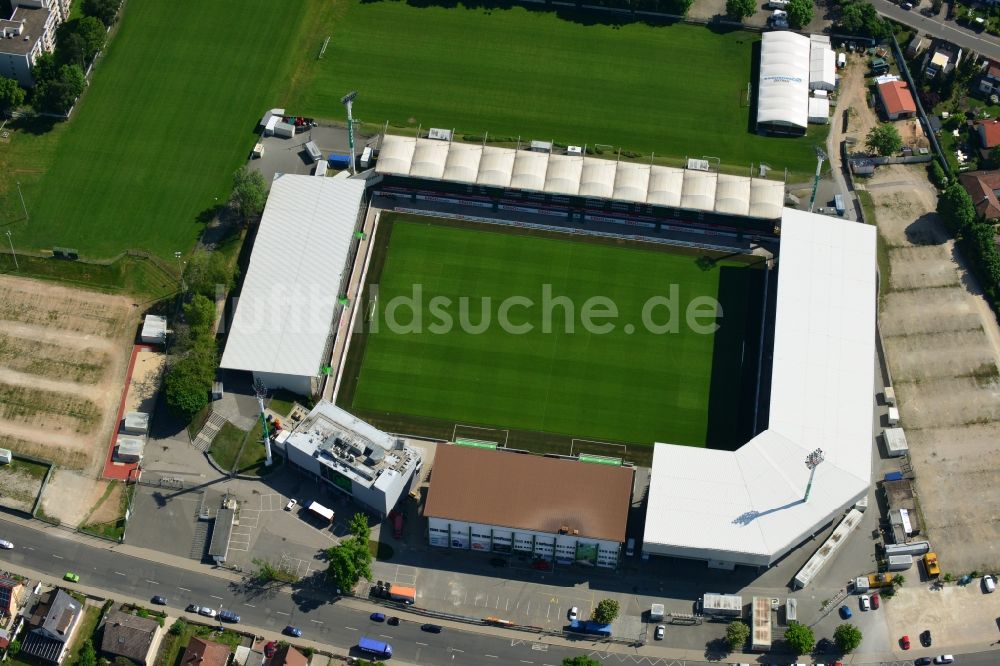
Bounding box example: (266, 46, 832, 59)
(888, 554, 913, 571)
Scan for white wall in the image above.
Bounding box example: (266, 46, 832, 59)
(252, 371, 314, 397)
(427, 517, 621, 568)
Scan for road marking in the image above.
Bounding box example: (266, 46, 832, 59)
(520, 661, 534, 664)
(244, 604, 255, 608)
(210, 595, 222, 600)
(416, 642, 428, 646)
(178, 587, 191, 592)
(451, 649, 464, 653)
(379, 634, 392, 639)
(532, 644, 548, 651)
(25, 547, 34, 551)
(114, 572, 126, 576)
(484, 656, 498, 659)
(344, 626, 358, 631)
(276, 611, 289, 616)
(52, 554, 63, 559)
(310, 620, 323, 624)
(146, 580, 158, 585)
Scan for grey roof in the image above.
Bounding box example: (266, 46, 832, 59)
(208, 508, 236, 558)
(22, 590, 81, 663)
(0, 6, 49, 56)
(100, 610, 158, 664)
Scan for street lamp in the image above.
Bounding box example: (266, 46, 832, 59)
(803, 448, 825, 502)
(341, 91, 358, 176)
(5, 230, 17, 271)
(16, 182, 28, 222)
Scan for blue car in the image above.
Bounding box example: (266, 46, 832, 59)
(218, 610, 240, 623)
(839, 605, 853, 619)
(283, 626, 302, 637)
(370, 612, 386, 622)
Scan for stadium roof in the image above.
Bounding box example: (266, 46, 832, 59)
(425, 444, 634, 542)
(757, 31, 810, 130)
(220, 174, 366, 379)
(643, 209, 877, 566)
(376, 135, 785, 219)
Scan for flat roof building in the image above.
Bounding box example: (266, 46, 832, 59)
(220, 175, 367, 396)
(140, 315, 167, 345)
(424, 444, 634, 568)
(878, 80, 917, 120)
(0, 0, 69, 87)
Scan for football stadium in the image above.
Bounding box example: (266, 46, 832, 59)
(222, 129, 875, 568)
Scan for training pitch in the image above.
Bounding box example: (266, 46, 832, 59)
(340, 215, 767, 455)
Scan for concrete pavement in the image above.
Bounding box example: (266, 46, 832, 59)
(871, 0, 1000, 61)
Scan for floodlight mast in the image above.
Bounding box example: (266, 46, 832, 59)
(254, 379, 273, 467)
(807, 146, 827, 212)
(341, 91, 358, 175)
(803, 448, 825, 502)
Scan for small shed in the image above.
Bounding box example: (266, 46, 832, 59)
(0, 449, 10, 465)
(808, 97, 830, 124)
(530, 140, 552, 153)
(274, 122, 295, 139)
(140, 315, 167, 345)
(115, 437, 144, 463)
(427, 128, 453, 141)
(851, 158, 875, 176)
(123, 411, 149, 435)
(884, 427, 909, 457)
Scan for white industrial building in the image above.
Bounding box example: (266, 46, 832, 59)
(643, 209, 877, 568)
(424, 444, 634, 567)
(757, 32, 837, 133)
(283, 401, 421, 517)
(377, 134, 786, 219)
(220, 174, 366, 396)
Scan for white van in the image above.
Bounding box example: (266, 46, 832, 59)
(837, 52, 847, 69)
(768, 0, 788, 7)
(626, 538, 636, 557)
(983, 574, 996, 593)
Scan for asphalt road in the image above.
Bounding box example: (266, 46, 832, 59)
(1, 517, 998, 665)
(871, 0, 1000, 62)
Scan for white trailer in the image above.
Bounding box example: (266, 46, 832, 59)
(888, 554, 914, 571)
(702, 593, 743, 618)
(274, 122, 295, 139)
(649, 604, 664, 622)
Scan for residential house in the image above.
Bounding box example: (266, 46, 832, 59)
(0, 576, 26, 620)
(20, 589, 83, 664)
(906, 35, 929, 58)
(99, 610, 159, 666)
(925, 44, 961, 79)
(959, 171, 1000, 222)
(267, 645, 308, 666)
(978, 60, 1000, 96)
(878, 80, 917, 121)
(0, 0, 71, 87)
(975, 119, 1000, 159)
(180, 637, 232, 666)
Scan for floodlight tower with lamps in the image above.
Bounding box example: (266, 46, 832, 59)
(253, 378, 273, 467)
(341, 91, 358, 175)
(803, 448, 825, 502)
(807, 146, 827, 212)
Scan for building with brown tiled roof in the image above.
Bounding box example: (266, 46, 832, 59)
(99, 610, 159, 666)
(959, 171, 1000, 222)
(0, 576, 26, 619)
(180, 637, 231, 666)
(267, 645, 307, 666)
(976, 120, 1000, 155)
(21, 589, 82, 664)
(877, 80, 917, 120)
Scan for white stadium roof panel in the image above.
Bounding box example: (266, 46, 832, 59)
(409, 138, 450, 179)
(443, 142, 483, 183)
(375, 134, 415, 175)
(579, 157, 617, 199)
(757, 31, 810, 130)
(714, 174, 751, 216)
(680, 169, 717, 211)
(510, 150, 549, 191)
(476, 146, 515, 187)
(612, 161, 651, 202)
(544, 154, 583, 196)
(221, 175, 366, 379)
(643, 209, 877, 566)
(810, 45, 836, 91)
(646, 166, 684, 207)
(749, 179, 785, 220)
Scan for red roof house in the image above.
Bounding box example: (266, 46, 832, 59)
(959, 171, 1000, 221)
(877, 80, 917, 120)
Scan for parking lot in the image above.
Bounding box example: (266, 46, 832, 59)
(246, 124, 377, 184)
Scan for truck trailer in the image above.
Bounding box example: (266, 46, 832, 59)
(649, 604, 664, 622)
(387, 584, 416, 604)
(702, 593, 743, 618)
(888, 554, 913, 571)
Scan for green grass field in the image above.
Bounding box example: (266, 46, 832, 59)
(344, 216, 764, 449)
(292, 1, 822, 176)
(1, 0, 310, 259)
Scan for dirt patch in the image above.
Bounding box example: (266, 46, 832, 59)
(124, 350, 165, 414)
(0, 276, 135, 473)
(0, 460, 48, 513)
(84, 481, 124, 526)
(38, 469, 109, 527)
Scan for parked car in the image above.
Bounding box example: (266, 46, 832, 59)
(870, 592, 880, 609)
(421, 624, 443, 633)
(370, 612, 386, 622)
(983, 574, 996, 593)
(568, 607, 578, 621)
(186, 604, 199, 613)
(914, 658, 932, 666)
(921, 629, 933, 647)
(64, 572, 80, 583)
(264, 642, 277, 658)
(198, 607, 217, 618)
(283, 626, 302, 638)
(388, 617, 401, 626)
(839, 605, 853, 619)
(900, 635, 910, 650)
(218, 610, 240, 623)
(859, 594, 871, 611)
(151, 596, 167, 605)
(932, 657, 954, 665)
(531, 559, 551, 571)
(0, 540, 13, 549)
(654, 625, 665, 640)
(285, 498, 297, 511)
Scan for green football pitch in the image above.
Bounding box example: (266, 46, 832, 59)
(292, 1, 823, 178)
(4, 0, 310, 258)
(343, 216, 765, 450)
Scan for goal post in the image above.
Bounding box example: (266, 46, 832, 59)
(452, 424, 509, 448)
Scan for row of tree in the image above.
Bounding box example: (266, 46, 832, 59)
(726, 618, 862, 655)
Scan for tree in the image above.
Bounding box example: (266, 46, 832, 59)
(31, 52, 59, 84)
(725, 0, 756, 20)
(77, 639, 97, 666)
(725, 620, 750, 650)
(937, 182, 977, 234)
(252, 558, 298, 584)
(784, 622, 815, 655)
(183, 250, 235, 299)
(562, 657, 602, 666)
(350, 512, 371, 541)
(34, 64, 85, 115)
(591, 599, 620, 624)
(83, 0, 120, 27)
(928, 160, 949, 189)
(839, 1, 890, 39)
(183, 294, 216, 332)
(786, 0, 813, 27)
(834, 623, 863, 653)
(989, 145, 1000, 169)
(0, 76, 25, 117)
(58, 32, 88, 68)
(7, 640, 21, 656)
(57, 17, 106, 65)
(866, 123, 903, 157)
(169, 619, 186, 636)
(231, 166, 267, 223)
(163, 346, 214, 417)
(325, 512, 373, 593)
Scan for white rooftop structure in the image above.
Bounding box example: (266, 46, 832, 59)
(376, 134, 784, 219)
(757, 31, 810, 132)
(122, 411, 149, 435)
(808, 97, 831, 125)
(643, 209, 877, 567)
(809, 35, 837, 91)
(220, 175, 366, 396)
(140, 315, 167, 345)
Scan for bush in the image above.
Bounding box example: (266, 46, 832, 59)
(591, 599, 620, 624)
(834, 623, 863, 653)
(183, 250, 235, 299)
(169, 619, 186, 636)
(928, 160, 949, 190)
(725, 0, 756, 20)
(725, 620, 750, 650)
(785, 622, 815, 655)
